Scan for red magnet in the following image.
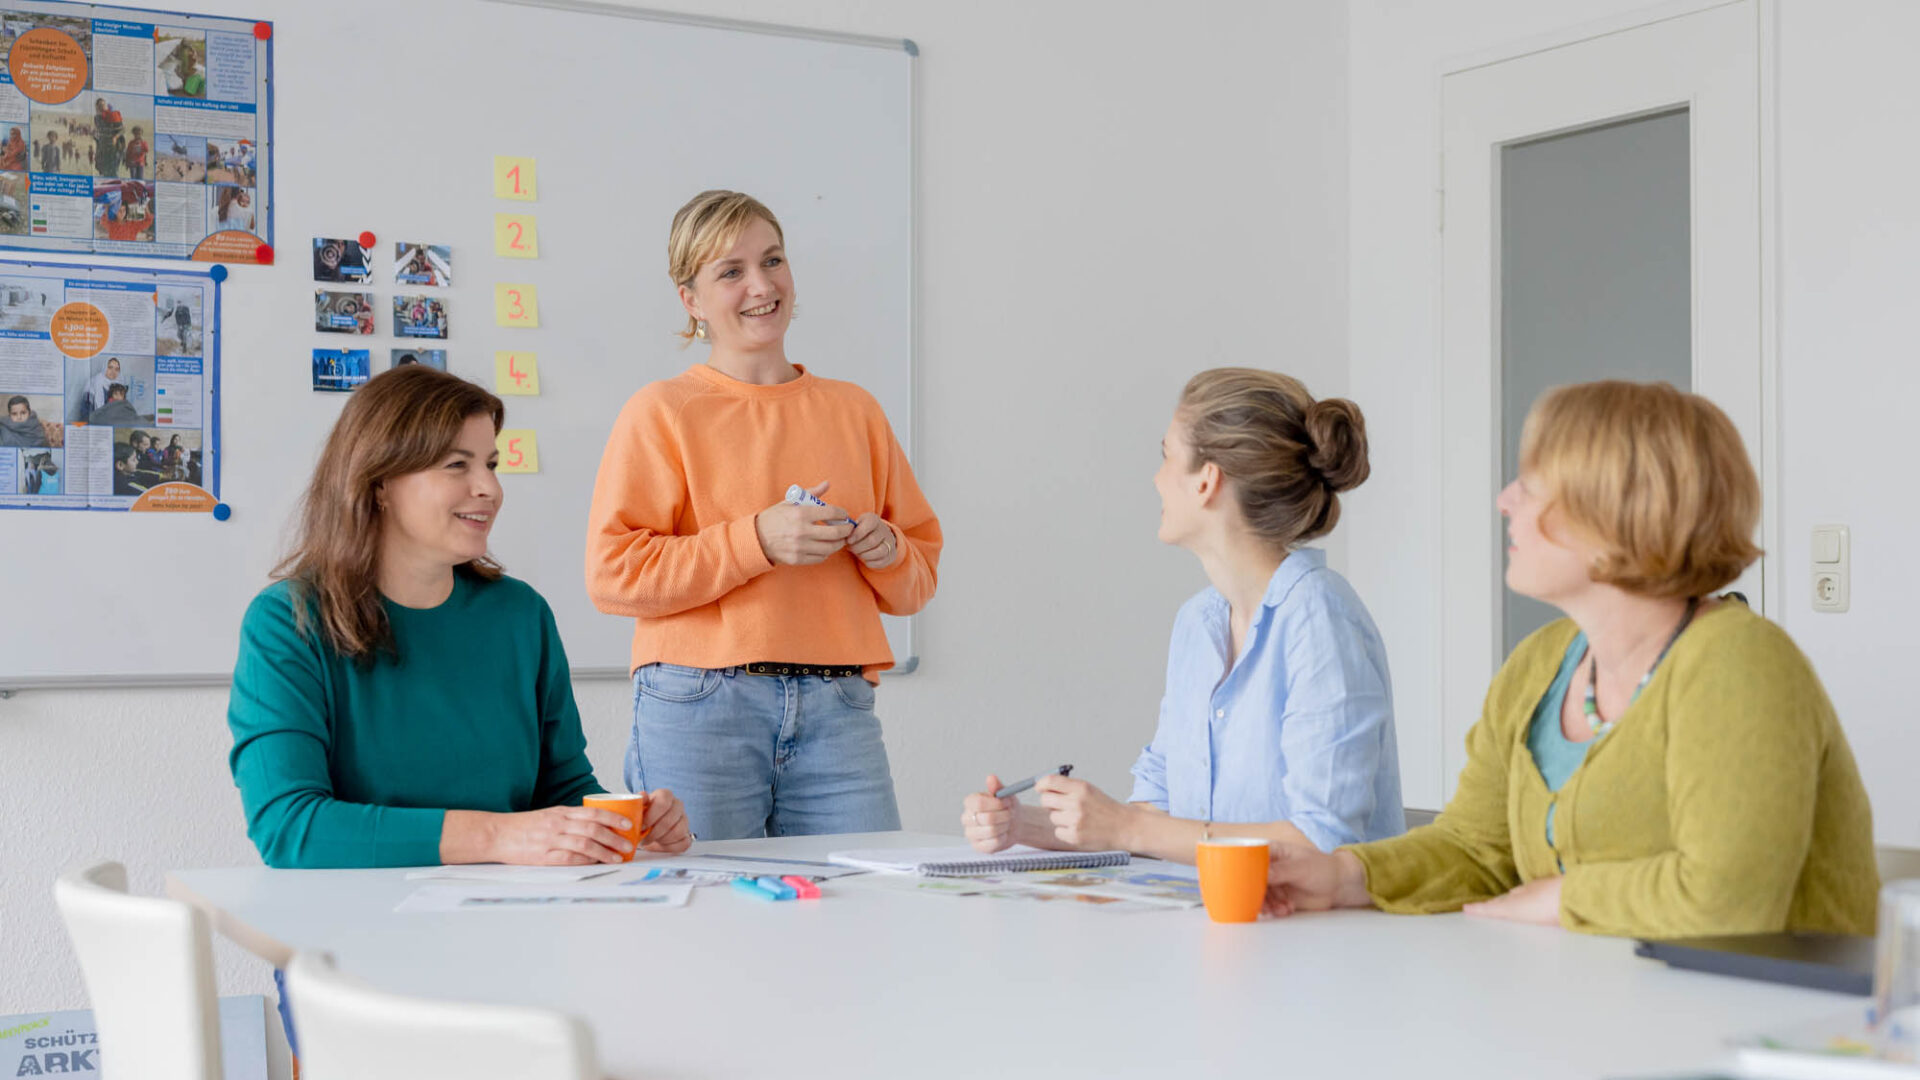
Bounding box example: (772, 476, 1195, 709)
(253, 22, 271, 40)
(254, 243, 274, 264)
(358, 231, 376, 248)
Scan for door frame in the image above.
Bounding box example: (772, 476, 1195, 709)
(1429, 0, 1781, 801)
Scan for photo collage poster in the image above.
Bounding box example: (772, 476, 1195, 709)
(0, 2, 271, 262)
(0, 258, 219, 510)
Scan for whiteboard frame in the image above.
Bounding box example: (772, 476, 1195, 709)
(0, 1, 922, 695)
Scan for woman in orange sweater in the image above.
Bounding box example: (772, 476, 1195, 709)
(586, 190, 941, 840)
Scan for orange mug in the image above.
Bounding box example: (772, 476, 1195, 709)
(1196, 837, 1270, 923)
(583, 792, 649, 861)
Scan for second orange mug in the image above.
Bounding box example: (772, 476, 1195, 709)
(1196, 837, 1270, 923)
(583, 792, 650, 861)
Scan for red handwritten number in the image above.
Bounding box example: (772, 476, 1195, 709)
(506, 438, 523, 468)
(508, 222, 524, 249)
(507, 165, 521, 194)
(507, 290, 524, 319)
(508, 355, 526, 386)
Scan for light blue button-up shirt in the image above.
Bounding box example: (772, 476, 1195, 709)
(1127, 548, 1405, 851)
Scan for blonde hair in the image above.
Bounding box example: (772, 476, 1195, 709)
(1520, 380, 1760, 599)
(666, 190, 785, 342)
(1178, 368, 1369, 550)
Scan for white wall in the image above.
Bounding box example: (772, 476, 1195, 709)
(0, 0, 1352, 1013)
(1347, 0, 1920, 840)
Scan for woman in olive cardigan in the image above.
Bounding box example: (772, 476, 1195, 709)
(1264, 381, 1878, 938)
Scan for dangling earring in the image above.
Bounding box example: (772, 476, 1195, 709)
(790, 302, 800, 320)
(694, 319, 709, 341)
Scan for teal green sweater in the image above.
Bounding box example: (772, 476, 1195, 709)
(227, 572, 604, 868)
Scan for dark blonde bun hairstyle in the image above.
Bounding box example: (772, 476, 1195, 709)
(1178, 367, 1370, 548)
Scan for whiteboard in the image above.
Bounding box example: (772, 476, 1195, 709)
(0, 0, 916, 688)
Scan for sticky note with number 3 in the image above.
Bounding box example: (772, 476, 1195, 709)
(495, 283, 540, 327)
(494, 213, 538, 258)
(496, 430, 539, 474)
(494, 351, 540, 395)
(493, 156, 537, 201)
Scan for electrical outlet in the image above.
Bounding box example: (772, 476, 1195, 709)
(1812, 525, 1849, 613)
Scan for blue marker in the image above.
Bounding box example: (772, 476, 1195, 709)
(756, 876, 798, 900)
(785, 484, 858, 527)
(732, 877, 782, 901)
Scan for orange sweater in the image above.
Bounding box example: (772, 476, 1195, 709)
(585, 363, 941, 679)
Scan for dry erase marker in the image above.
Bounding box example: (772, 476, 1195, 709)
(995, 764, 1074, 799)
(780, 875, 822, 899)
(784, 483, 858, 527)
(731, 877, 782, 901)
(756, 876, 798, 900)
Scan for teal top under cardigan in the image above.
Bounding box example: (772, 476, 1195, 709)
(226, 571, 605, 868)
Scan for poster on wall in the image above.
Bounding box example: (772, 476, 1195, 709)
(0, 3, 272, 263)
(0, 257, 219, 511)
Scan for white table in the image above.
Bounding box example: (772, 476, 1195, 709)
(170, 832, 1854, 1079)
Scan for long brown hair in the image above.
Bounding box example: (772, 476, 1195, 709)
(274, 365, 505, 661)
(1178, 367, 1370, 551)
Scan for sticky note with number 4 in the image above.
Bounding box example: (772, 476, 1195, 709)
(496, 430, 540, 474)
(494, 351, 540, 396)
(494, 156, 537, 201)
(495, 213, 538, 258)
(495, 283, 540, 327)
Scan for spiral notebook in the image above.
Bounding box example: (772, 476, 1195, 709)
(827, 845, 1130, 877)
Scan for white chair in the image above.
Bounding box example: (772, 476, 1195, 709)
(53, 861, 223, 1080)
(285, 951, 599, 1080)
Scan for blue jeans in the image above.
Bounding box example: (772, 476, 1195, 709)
(625, 664, 902, 840)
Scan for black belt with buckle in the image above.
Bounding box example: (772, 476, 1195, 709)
(741, 662, 863, 679)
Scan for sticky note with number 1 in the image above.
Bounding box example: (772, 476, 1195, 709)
(494, 156, 537, 201)
(497, 430, 539, 474)
(495, 283, 540, 327)
(495, 351, 540, 396)
(495, 213, 538, 258)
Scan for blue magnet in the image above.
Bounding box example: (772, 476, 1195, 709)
(209, 264, 229, 283)
(213, 503, 232, 521)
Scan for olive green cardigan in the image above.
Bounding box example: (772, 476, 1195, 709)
(1350, 602, 1878, 937)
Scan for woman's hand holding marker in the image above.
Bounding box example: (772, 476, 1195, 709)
(847, 514, 900, 569)
(756, 480, 855, 565)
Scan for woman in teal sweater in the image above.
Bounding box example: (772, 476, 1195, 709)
(227, 365, 692, 869)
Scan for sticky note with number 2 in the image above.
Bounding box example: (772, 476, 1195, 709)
(495, 351, 540, 396)
(495, 213, 538, 258)
(496, 430, 539, 474)
(495, 284, 540, 327)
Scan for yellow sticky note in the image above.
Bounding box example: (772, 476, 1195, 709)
(494, 283, 540, 328)
(493, 156, 537, 201)
(494, 351, 540, 395)
(496, 430, 540, 473)
(494, 213, 539, 258)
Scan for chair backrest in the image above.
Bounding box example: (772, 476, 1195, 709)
(286, 951, 599, 1080)
(52, 861, 223, 1080)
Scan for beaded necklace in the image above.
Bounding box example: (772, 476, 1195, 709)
(1582, 596, 1699, 737)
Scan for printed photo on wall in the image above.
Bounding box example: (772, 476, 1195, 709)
(156, 288, 203, 356)
(393, 295, 447, 340)
(314, 237, 372, 283)
(64, 354, 156, 425)
(315, 290, 375, 335)
(390, 348, 446, 372)
(114, 428, 202, 495)
(16, 448, 62, 496)
(0, 171, 25, 235)
(1, 393, 61, 449)
(0, 277, 54, 332)
(153, 134, 206, 183)
(94, 179, 154, 242)
(312, 349, 371, 393)
(393, 243, 451, 287)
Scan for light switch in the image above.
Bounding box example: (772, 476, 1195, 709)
(1811, 525, 1849, 613)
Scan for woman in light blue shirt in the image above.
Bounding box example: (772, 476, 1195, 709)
(963, 368, 1404, 860)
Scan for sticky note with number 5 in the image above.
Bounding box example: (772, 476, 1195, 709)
(496, 430, 540, 473)
(493, 156, 537, 201)
(494, 351, 540, 396)
(494, 213, 538, 258)
(495, 283, 540, 327)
